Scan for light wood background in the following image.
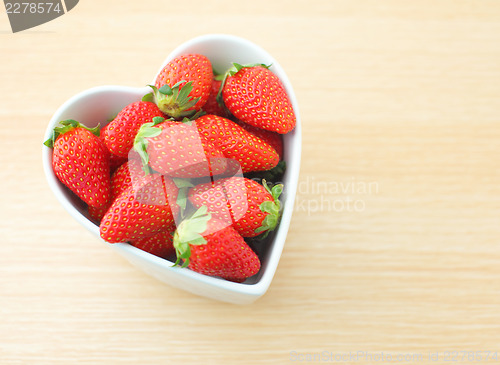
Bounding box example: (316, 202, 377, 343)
(1, 1, 500, 364)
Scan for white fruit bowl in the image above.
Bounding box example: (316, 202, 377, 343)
(42, 34, 301, 304)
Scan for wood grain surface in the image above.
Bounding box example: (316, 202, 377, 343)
(1, 1, 499, 364)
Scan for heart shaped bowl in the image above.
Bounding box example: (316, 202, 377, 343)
(42, 34, 301, 304)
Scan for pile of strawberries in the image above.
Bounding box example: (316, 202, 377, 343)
(44, 53, 296, 282)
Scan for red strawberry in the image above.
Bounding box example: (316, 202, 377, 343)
(44, 120, 111, 208)
(152, 54, 213, 118)
(220, 64, 296, 134)
(130, 224, 176, 259)
(110, 159, 145, 197)
(88, 159, 146, 224)
(100, 123, 128, 173)
(88, 203, 110, 224)
(173, 206, 261, 282)
(202, 78, 229, 117)
(100, 173, 179, 243)
(134, 117, 227, 178)
(195, 114, 279, 173)
(189, 177, 283, 238)
(109, 151, 128, 174)
(103, 101, 165, 158)
(236, 121, 283, 159)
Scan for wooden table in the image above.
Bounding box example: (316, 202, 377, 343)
(2, 1, 499, 363)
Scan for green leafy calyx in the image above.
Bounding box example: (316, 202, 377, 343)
(172, 178, 195, 219)
(149, 80, 200, 119)
(254, 179, 284, 236)
(43, 119, 100, 148)
(142, 93, 154, 103)
(133, 118, 164, 174)
(227, 62, 271, 76)
(173, 206, 211, 267)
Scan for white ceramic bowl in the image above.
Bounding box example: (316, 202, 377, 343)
(42, 34, 301, 304)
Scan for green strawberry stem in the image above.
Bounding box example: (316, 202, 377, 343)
(150, 81, 200, 119)
(255, 179, 284, 237)
(173, 206, 211, 267)
(43, 119, 100, 148)
(133, 116, 165, 174)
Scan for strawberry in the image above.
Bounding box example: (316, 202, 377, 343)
(189, 177, 283, 237)
(44, 119, 111, 208)
(130, 224, 176, 259)
(152, 54, 213, 118)
(88, 203, 110, 224)
(100, 123, 128, 173)
(220, 63, 296, 134)
(195, 114, 279, 173)
(202, 78, 229, 117)
(100, 173, 179, 243)
(134, 117, 227, 178)
(88, 159, 145, 224)
(103, 101, 165, 158)
(173, 206, 261, 282)
(236, 121, 283, 159)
